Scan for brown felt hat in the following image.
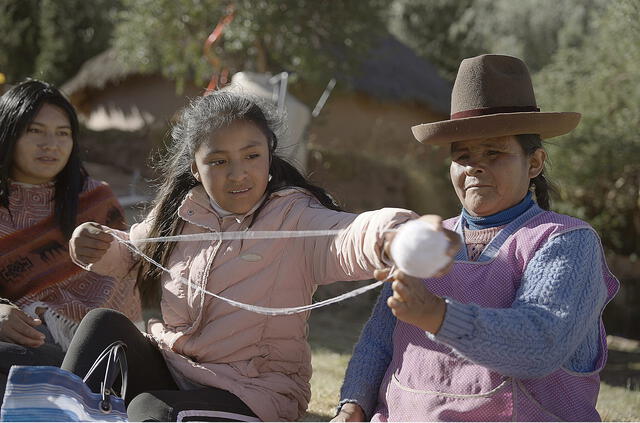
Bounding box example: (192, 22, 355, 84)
(412, 54, 581, 145)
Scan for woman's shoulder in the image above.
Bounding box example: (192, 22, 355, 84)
(527, 209, 595, 239)
(514, 210, 603, 264)
(538, 209, 591, 227)
(82, 177, 110, 192)
(81, 178, 123, 205)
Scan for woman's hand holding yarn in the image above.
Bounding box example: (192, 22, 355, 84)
(379, 215, 460, 333)
(380, 270, 447, 334)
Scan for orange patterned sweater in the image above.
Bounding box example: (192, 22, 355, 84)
(0, 178, 141, 348)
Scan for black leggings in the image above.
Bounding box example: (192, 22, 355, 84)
(61, 309, 259, 422)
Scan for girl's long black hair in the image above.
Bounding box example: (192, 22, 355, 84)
(136, 90, 340, 307)
(0, 79, 87, 239)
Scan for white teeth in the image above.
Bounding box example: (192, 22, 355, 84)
(230, 188, 250, 194)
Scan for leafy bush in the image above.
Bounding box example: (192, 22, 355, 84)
(536, 0, 640, 256)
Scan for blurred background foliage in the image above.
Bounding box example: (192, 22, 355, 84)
(0, 0, 121, 85)
(112, 0, 389, 91)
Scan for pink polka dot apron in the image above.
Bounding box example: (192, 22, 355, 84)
(372, 206, 619, 421)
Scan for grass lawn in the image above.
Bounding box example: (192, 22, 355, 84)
(303, 286, 640, 421)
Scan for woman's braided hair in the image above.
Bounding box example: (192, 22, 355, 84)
(515, 134, 554, 210)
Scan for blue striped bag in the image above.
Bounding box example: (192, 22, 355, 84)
(0, 341, 128, 422)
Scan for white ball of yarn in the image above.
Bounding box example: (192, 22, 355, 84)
(390, 219, 451, 278)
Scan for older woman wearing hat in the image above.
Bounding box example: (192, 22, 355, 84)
(332, 54, 619, 422)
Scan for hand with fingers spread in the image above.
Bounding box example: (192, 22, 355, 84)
(69, 222, 114, 267)
(0, 303, 45, 347)
(331, 403, 365, 422)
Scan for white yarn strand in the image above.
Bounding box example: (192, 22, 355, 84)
(132, 229, 395, 244)
(40, 308, 78, 351)
(112, 233, 388, 316)
(21, 301, 79, 351)
(108, 219, 449, 316)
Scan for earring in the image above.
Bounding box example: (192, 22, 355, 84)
(268, 174, 272, 182)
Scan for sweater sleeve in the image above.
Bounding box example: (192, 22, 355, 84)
(70, 215, 152, 280)
(337, 283, 396, 419)
(295, 196, 417, 285)
(433, 228, 608, 379)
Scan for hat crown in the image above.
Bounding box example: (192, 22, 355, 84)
(451, 55, 537, 116)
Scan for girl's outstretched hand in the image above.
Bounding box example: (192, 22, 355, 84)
(415, 215, 461, 276)
(69, 222, 114, 267)
(382, 214, 460, 278)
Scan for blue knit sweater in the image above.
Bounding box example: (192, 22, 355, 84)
(338, 228, 609, 419)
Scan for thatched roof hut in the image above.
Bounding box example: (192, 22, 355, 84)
(63, 34, 456, 215)
(345, 35, 450, 114)
(62, 34, 450, 129)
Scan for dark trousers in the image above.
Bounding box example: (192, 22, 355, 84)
(0, 325, 65, 405)
(61, 308, 259, 422)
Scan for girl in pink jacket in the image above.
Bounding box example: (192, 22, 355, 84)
(64, 91, 425, 421)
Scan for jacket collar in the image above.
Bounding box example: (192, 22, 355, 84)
(177, 185, 307, 230)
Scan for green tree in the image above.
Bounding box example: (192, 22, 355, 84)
(390, 0, 482, 81)
(112, 0, 390, 91)
(392, 0, 605, 80)
(536, 0, 640, 255)
(0, 0, 120, 85)
(467, 0, 606, 74)
(0, 0, 41, 83)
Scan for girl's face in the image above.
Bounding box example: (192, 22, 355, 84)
(11, 103, 74, 184)
(449, 135, 546, 217)
(192, 120, 271, 215)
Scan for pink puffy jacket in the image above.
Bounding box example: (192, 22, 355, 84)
(82, 185, 416, 421)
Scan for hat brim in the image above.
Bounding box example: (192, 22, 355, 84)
(411, 112, 581, 145)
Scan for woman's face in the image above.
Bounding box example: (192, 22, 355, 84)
(449, 135, 546, 217)
(192, 120, 271, 215)
(11, 103, 74, 184)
